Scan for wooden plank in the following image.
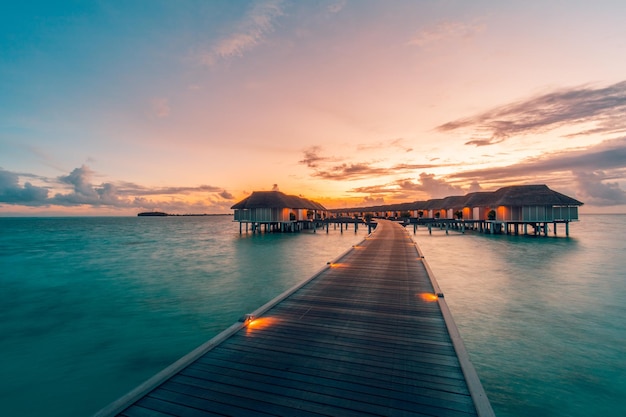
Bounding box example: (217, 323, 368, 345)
(198, 343, 468, 386)
(181, 361, 476, 411)
(161, 377, 388, 417)
(220, 334, 462, 368)
(96, 220, 493, 417)
(166, 373, 474, 417)
(239, 323, 457, 354)
(192, 354, 471, 394)
(148, 387, 283, 417)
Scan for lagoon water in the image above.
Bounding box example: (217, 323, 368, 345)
(0, 214, 625, 416)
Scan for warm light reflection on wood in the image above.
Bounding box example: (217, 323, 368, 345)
(419, 293, 439, 302)
(329, 262, 348, 268)
(246, 317, 278, 334)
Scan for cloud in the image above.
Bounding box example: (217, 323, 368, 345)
(0, 168, 49, 205)
(574, 171, 626, 206)
(298, 147, 382, 179)
(57, 165, 99, 198)
(299, 146, 330, 168)
(130, 196, 233, 214)
(351, 183, 397, 196)
(400, 173, 465, 199)
(445, 137, 626, 205)
(0, 165, 233, 212)
(299, 147, 449, 180)
(347, 173, 469, 202)
(360, 195, 385, 206)
(450, 137, 626, 182)
(314, 163, 392, 180)
(196, 0, 285, 66)
(113, 182, 224, 196)
(53, 165, 127, 206)
(219, 190, 234, 199)
(468, 180, 483, 193)
(407, 20, 485, 47)
(310, 161, 452, 181)
(356, 138, 413, 153)
(438, 81, 626, 146)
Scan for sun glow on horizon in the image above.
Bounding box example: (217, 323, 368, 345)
(2, 1, 626, 214)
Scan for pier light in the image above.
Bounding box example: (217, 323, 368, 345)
(239, 314, 255, 325)
(419, 293, 439, 302)
(245, 317, 278, 334)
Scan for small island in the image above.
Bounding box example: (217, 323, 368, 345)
(137, 211, 168, 216)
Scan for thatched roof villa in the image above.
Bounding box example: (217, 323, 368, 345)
(233, 185, 582, 235)
(483, 184, 582, 222)
(231, 191, 327, 232)
(331, 184, 582, 222)
(330, 185, 583, 237)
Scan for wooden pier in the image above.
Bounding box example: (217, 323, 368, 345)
(95, 220, 494, 417)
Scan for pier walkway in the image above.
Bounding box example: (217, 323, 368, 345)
(96, 220, 494, 417)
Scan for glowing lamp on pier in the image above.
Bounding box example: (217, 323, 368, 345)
(239, 314, 255, 325)
(245, 316, 278, 334)
(419, 293, 439, 302)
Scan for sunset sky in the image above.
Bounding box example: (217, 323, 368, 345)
(2, 0, 626, 215)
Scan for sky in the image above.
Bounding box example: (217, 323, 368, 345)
(2, 0, 626, 215)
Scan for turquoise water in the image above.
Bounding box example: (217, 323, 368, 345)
(0, 216, 367, 416)
(0, 215, 624, 416)
(413, 214, 626, 417)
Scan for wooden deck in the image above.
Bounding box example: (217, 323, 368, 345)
(95, 220, 494, 417)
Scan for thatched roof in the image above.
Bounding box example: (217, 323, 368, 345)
(409, 201, 429, 210)
(440, 195, 469, 208)
(231, 191, 326, 211)
(422, 198, 445, 210)
(328, 184, 582, 213)
(464, 191, 496, 207)
(490, 185, 583, 206)
(385, 202, 415, 212)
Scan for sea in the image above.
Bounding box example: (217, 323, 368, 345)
(0, 214, 624, 417)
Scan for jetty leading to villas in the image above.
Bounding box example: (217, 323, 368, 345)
(231, 184, 583, 236)
(95, 219, 494, 417)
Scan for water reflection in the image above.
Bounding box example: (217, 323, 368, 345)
(412, 215, 626, 417)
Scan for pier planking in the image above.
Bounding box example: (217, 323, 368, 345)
(97, 220, 493, 417)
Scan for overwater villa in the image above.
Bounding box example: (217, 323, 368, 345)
(233, 185, 583, 236)
(231, 191, 327, 233)
(331, 184, 583, 236)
